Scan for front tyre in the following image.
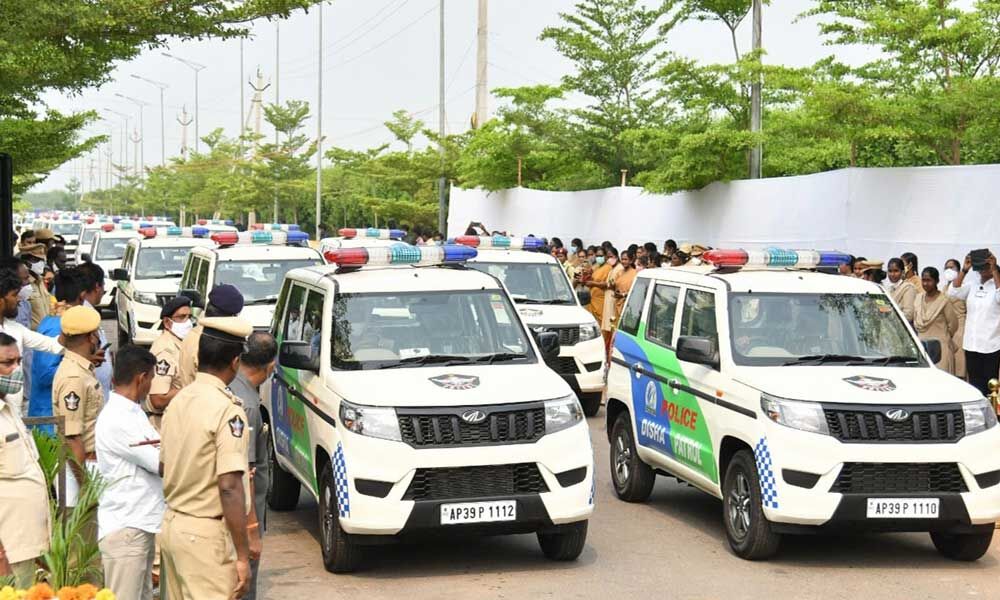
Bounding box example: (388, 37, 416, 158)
(722, 449, 781, 560)
(318, 466, 362, 573)
(537, 520, 588, 561)
(609, 411, 655, 502)
(930, 529, 994, 561)
(266, 430, 301, 511)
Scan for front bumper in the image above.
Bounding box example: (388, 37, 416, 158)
(555, 335, 606, 395)
(759, 421, 1000, 530)
(336, 420, 595, 536)
(131, 300, 162, 345)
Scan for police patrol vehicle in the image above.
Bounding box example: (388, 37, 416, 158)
(262, 243, 594, 572)
(178, 228, 323, 330)
(457, 236, 606, 416)
(319, 227, 407, 255)
(111, 226, 215, 346)
(606, 248, 1000, 561)
(86, 225, 142, 309)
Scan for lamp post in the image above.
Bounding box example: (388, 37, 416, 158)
(162, 53, 207, 153)
(130, 74, 169, 166)
(115, 93, 151, 179)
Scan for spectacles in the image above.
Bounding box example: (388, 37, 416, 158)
(0, 358, 23, 366)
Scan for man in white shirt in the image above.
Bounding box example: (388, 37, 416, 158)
(947, 251, 1000, 394)
(96, 345, 164, 600)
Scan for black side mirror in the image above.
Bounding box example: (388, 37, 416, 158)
(110, 268, 129, 281)
(534, 330, 561, 360)
(676, 335, 719, 370)
(279, 340, 319, 373)
(922, 339, 942, 365)
(576, 289, 591, 306)
(179, 289, 204, 309)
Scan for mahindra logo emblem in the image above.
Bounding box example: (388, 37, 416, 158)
(461, 409, 487, 424)
(885, 408, 910, 422)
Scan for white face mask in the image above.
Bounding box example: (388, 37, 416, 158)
(29, 261, 44, 276)
(943, 268, 958, 283)
(170, 319, 194, 340)
(17, 285, 32, 302)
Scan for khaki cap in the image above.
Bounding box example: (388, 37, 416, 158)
(200, 317, 253, 343)
(61, 305, 102, 335)
(34, 228, 55, 241)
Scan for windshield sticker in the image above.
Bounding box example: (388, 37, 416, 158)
(843, 375, 896, 392)
(399, 347, 431, 359)
(429, 374, 481, 390)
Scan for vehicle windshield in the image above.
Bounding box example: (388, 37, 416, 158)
(214, 259, 321, 304)
(136, 247, 195, 279)
(80, 229, 97, 245)
(330, 290, 536, 370)
(95, 237, 133, 261)
(728, 293, 925, 367)
(50, 222, 82, 236)
(467, 261, 575, 305)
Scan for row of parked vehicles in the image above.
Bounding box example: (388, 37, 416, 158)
(85, 220, 999, 571)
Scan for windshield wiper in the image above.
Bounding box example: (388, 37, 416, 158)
(516, 298, 571, 305)
(783, 354, 867, 366)
(377, 354, 475, 369)
(473, 352, 529, 364)
(143, 273, 183, 279)
(244, 296, 279, 305)
(868, 355, 921, 366)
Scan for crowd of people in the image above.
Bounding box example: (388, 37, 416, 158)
(541, 236, 1000, 396)
(0, 228, 271, 600)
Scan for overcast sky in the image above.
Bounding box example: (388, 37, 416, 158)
(39, 0, 876, 192)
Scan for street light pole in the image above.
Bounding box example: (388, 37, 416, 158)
(438, 0, 447, 235)
(749, 0, 763, 179)
(131, 74, 169, 166)
(315, 2, 323, 240)
(116, 93, 150, 179)
(103, 108, 131, 181)
(162, 53, 207, 153)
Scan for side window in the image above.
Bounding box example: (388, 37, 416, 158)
(303, 290, 324, 359)
(618, 277, 650, 336)
(646, 284, 681, 347)
(195, 259, 210, 298)
(282, 284, 307, 342)
(680, 289, 718, 348)
(180, 256, 194, 290)
(272, 279, 291, 334)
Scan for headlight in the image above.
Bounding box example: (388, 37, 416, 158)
(963, 399, 998, 435)
(579, 323, 600, 342)
(545, 395, 584, 433)
(339, 400, 401, 442)
(760, 393, 829, 436)
(135, 292, 159, 305)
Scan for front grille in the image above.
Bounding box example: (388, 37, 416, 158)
(831, 462, 968, 494)
(540, 325, 580, 347)
(402, 463, 548, 501)
(154, 294, 176, 307)
(824, 405, 965, 443)
(545, 356, 579, 374)
(397, 403, 545, 448)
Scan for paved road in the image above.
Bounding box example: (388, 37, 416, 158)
(102, 319, 1000, 599)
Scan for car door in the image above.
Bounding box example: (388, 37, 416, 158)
(117, 244, 135, 333)
(270, 282, 318, 488)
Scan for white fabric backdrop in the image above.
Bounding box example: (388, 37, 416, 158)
(447, 165, 1000, 271)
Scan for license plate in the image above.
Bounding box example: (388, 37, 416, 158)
(440, 500, 517, 525)
(866, 498, 940, 519)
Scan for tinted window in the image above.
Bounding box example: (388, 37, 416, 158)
(95, 237, 132, 261)
(618, 277, 650, 336)
(646, 284, 680, 347)
(303, 290, 324, 360)
(136, 247, 192, 279)
(466, 262, 575, 305)
(213, 259, 321, 304)
(282, 285, 307, 342)
(680, 289, 717, 347)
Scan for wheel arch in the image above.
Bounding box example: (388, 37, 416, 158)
(605, 397, 630, 442)
(314, 444, 332, 494)
(718, 435, 754, 483)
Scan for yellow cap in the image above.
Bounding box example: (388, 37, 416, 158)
(61, 305, 102, 335)
(200, 316, 253, 343)
(34, 228, 55, 241)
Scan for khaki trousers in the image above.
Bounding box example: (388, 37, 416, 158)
(160, 510, 237, 600)
(100, 527, 156, 600)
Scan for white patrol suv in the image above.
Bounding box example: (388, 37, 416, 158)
(606, 249, 1000, 561)
(457, 236, 606, 416)
(111, 230, 215, 346)
(87, 228, 142, 308)
(262, 243, 594, 572)
(178, 232, 323, 330)
(319, 227, 407, 256)
(40, 219, 83, 256)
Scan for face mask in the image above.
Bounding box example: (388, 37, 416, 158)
(943, 268, 958, 283)
(17, 285, 32, 302)
(0, 369, 24, 396)
(29, 261, 44, 276)
(595, 256, 606, 266)
(170, 319, 194, 340)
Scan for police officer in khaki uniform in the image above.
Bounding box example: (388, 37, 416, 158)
(52, 305, 104, 506)
(177, 285, 244, 388)
(0, 332, 49, 588)
(159, 316, 253, 600)
(146, 296, 194, 430)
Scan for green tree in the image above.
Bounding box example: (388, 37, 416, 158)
(384, 110, 424, 152)
(256, 100, 318, 223)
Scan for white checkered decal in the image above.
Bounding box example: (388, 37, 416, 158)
(332, 442, 350, 518)
(754, 437, 779, 509)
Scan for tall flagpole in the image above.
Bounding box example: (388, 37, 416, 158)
(315, 3, 323, 240)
